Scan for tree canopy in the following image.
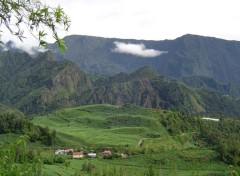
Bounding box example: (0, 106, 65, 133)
(0, 0, 70, 52)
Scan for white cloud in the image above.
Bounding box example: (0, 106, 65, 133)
(2, 0, 240, 45)
(1, 40, 47, 56)
(112, 41, 168, 57)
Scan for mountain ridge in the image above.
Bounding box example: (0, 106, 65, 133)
(1, 50, 240, 117)
(47, 34, 240, 84)
(0, 50, 91, 114)
(76, 66, 240, 117)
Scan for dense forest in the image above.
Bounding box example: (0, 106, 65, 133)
(0, 112, 57, 146)
(161, 112, 240, 166)
(2, 50, 240, 118)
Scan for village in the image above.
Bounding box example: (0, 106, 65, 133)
(54, 148, 128, 159)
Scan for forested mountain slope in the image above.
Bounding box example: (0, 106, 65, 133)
(182, 76, 240, 99)
(76, 67, 240, 117)
(0, 50, 91, 114)
(47, 34, 240, 84)
(1, 51, 240, 117)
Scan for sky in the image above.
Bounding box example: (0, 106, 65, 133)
(2, 0, 240, 48)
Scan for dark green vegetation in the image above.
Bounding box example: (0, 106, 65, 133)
(0, 112, 57, 146)
(0, 0, 70, 52)
(182, 76, 240, 99)
(48, 34, 240, 84)
(0, 103, 24, 117)
(1, 34, 240, 175)
(76, 66, 240, 117)
(0, 135, 44, 176)
(1, 104, 240, 175)
(161, 112, 240, 166)
(31, 104, 240, 175)
(0, 50, 90, 114)
(1, 50, 240, 117)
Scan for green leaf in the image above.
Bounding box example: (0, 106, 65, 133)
(39, 40, 47, 47)
(54, 6, 63, 23)
(38, 30, 47, 40)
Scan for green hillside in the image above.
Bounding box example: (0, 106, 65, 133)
(182, 76, 240, 99)
(77, 67, 240, 117)
(0, 103, 24, 117)
(30, 104, 240, 175)
(32, 104, 164, 146)
(2, 29, 240, 176)
(1, 49, 240, 118)
(0, 50, 91, 115)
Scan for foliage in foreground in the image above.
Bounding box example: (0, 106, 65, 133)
(0, 136, 43, 176)
(0, 0, 70, 51)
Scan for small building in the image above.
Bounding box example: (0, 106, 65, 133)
(88, 153, 97, 158)
(202, 117, 219, 122)
(102, 150, 111, 155)
(55, 149, 65, 155)
(72, 152, 84, 158)
(65, 149, 74, 155)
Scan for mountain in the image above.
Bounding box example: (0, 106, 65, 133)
(76, 67, 240, 117)
(182, 76, 240, 99)
(0, 50, 91, 114)
(0, 103, 24, 117)
(1, 50, 240, 117)
(47, 34, 240, 84)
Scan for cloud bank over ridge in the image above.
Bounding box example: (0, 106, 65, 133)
(112, 41, 168, 57)
(1, 40, 47, 56)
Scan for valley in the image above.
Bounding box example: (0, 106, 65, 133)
(1, 34, 240, 175)
(27, 104, 238, 175)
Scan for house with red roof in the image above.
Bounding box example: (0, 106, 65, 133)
(102, 150, 111, 155)
(72, 151, 84, 158)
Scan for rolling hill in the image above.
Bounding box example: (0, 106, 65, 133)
(31, 104, 240, 175)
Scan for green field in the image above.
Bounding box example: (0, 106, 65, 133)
(32, 104, 167, 147)
(31, 104, 236, 175)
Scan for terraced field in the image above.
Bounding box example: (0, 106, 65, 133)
(32, 104, 235, 175)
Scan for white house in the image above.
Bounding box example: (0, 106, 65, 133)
(87, 153, 97, 158)
(55, 149, 65, 155)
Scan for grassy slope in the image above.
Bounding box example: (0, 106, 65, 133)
(32, 104, 234, 175)
(32, 104, 166, 146)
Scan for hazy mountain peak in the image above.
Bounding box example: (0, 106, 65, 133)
(36, 50, 56, 61)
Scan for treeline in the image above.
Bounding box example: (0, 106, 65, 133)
(160, 112, 240, 166)
(0, 112, 56, 146)
(199, 119, 240, 166)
